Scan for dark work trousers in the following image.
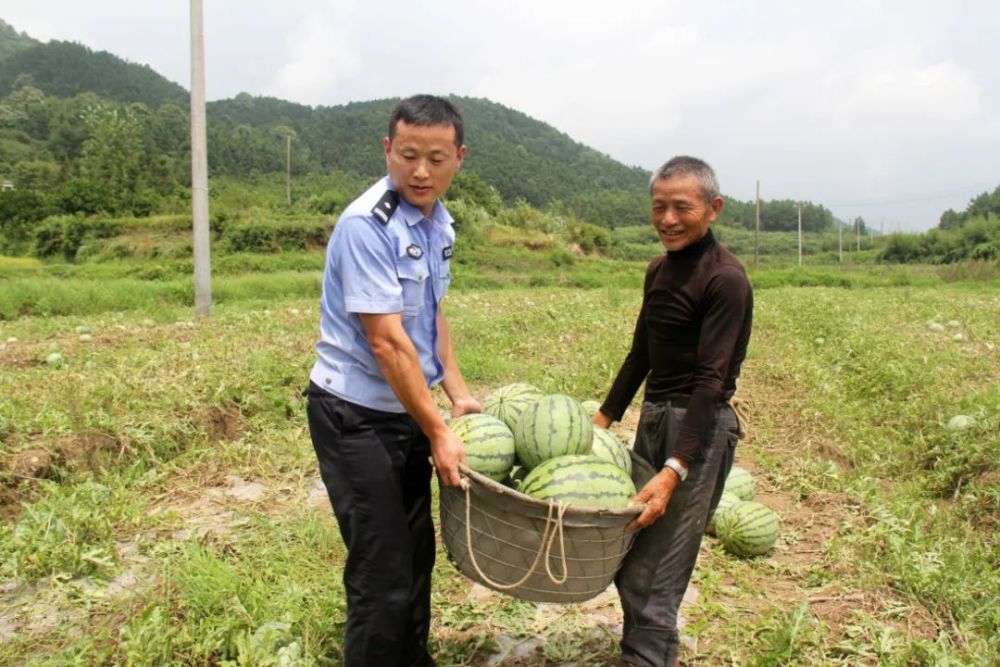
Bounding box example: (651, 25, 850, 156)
(616, 399, 739, 667)
(306, 382, 436, 667)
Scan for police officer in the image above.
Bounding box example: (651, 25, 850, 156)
(306, 95, 481, 667)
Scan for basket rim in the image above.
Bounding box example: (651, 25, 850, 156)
(455, 463, 644, 518)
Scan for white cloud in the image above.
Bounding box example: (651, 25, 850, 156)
(824, 57, 983, 131)
(267, 9, 362, 105)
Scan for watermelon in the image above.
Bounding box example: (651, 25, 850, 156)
(946, 415, 974, 432)
(590, 427, 631, 475)
(484, 383, 544, 431)
(580, 400, 601, 417)
(724, 465, 755, 501)
(513, 394, 593, 469)
(448, 413, 515, 481)
(705, 492, 744, 536)
(715, 501, 780, 556)
(520, 455, 636, 509)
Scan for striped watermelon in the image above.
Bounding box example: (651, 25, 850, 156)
(580, 400, 601, 418)
(448, 413, 515, 481)
(504, 465, 529, 490)
(513, 394, 593, 469)
(484, 383, 544, 431)
(724, 465, 755, 501)
(715, 501, 780, 556)
(520, 455, 636, 509)
(590, 427, 632, 475)
(705, 492, 744, 536)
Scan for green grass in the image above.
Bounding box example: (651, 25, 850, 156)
(0, 270, 998, 665)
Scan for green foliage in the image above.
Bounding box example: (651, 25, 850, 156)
(879, 215, 1000, 264)
(0, 40, 186, 106)
(0, 188, 53, 252)
(938, 184, 1000, 229)
(222, 217, 331, 254)
(0, 19, 41, 60)
(567, 220, 611, 254)
(0, 479, 134, 580)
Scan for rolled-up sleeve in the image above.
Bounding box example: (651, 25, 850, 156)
(334, 215, 402, 314)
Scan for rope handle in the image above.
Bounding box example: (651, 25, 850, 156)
(460, 477, 570, 591)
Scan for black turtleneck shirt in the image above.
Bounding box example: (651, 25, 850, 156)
(600, 228, 753, 464)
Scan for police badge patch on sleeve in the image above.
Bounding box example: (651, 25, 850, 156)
(442, 246, 453, 260)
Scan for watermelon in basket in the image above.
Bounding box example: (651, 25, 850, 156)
(439, 463, 643, 603)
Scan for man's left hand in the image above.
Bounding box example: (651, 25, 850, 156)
(450, 396, 482, 418)
(628, 468, 682, 530)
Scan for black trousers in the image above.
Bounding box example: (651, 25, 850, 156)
(616, 400, 738, 667)
(306, 382, 436, 667)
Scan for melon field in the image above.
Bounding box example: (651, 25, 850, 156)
(0, 266, 998, 665)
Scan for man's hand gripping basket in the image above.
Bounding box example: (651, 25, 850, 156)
(439, 464, 643, 603)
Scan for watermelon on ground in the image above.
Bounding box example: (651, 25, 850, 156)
(724, 465, 755, 501)
(580, 400, 601, 417)
(715, 501, 780, 557)
(514, 394, 593, 469)
(520, 455, 636, 509)
(590, 427, 631, 475)
(706, 492, 744, 536)
(448, 413, 515, 481)
(484, 383, 544, 431)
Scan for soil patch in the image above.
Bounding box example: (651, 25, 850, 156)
(196, 405, 246, 442)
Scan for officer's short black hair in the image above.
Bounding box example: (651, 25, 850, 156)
(388, 95, 464, 147)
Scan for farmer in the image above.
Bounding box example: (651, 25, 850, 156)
(306, 94, 481, 667)
(593, 156, 754, 667)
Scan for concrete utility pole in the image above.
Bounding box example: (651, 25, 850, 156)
(285, 133, 292, 206)
(797, 202, 803, 267)
(754, 179, 760, 270)
(838, 220, 843, 263)
(190, 0, 212, 317)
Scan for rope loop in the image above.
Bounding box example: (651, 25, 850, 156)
(462, 480, 570, 590)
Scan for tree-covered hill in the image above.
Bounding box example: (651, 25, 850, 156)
(0, 17, 855, 235)
(209, 94, 651, 212)
(0, 19, 39, 61)
(0, 35, 186, 108)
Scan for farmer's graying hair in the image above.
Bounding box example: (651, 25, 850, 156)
(649, 156, 720, 202)
(388, 95, 465, 146)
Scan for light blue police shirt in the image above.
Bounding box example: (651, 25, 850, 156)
(309, 176, 455, 412)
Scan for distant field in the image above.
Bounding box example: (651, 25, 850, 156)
(0, 267, 997, 665)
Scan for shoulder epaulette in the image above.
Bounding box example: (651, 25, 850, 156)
(371, 190, 399, 225)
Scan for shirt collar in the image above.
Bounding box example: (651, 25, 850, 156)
(385, 176, 454, 227)
(668, 227, 716, 258)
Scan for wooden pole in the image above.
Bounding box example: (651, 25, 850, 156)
(838, 220, 843, 263)
(797, 202, 802, 267)
(190, 0, 212, 317)
(754, 179, 760, 270)
(285, 133, 291, 206)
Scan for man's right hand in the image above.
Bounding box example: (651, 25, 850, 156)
(591, 410, 612, 430)
(430, 428, 466, 488)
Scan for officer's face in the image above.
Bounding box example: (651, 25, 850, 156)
(649, 174, 723, 252)
(384, 121, 467, 216)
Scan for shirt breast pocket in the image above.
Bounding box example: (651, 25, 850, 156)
(396, 260, 427, 318)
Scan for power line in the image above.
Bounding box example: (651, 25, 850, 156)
(826, 184, 993, 208)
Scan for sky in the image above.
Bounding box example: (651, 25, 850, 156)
(2, 0, 998, 231)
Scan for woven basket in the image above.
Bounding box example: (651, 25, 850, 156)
(439, 464, 643, 603)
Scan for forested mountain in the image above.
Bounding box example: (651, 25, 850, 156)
(0, 18, 847, 233)
(0, 19, 38, 61)
(0, 38, 187, 108)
